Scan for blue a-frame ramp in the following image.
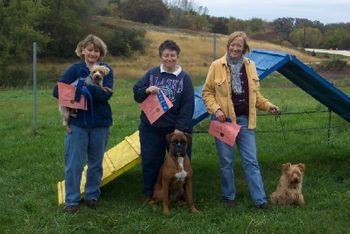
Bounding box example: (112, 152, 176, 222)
(192, 49, 350, 125)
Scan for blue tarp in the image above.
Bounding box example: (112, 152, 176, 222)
(192, 49, 350, 125)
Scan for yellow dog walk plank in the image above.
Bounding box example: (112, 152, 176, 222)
(57, 131, 141, 205)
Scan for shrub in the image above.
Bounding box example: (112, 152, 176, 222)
(107, 27, 147, 57)
(318, 58, 347, 71)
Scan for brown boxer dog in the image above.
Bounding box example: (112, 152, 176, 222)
(150, 132, 199, 215)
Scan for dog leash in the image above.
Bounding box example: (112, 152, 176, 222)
(275, 112, 287, 146)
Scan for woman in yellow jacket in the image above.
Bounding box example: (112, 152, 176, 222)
(202, 31, 279, 208)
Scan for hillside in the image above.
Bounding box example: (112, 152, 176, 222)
(97, 17, 320, 79)
(50, 17, 321, 79)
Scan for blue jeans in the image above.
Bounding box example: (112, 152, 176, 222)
(64, 125, 109, 206)
(214, 115, 266, 206)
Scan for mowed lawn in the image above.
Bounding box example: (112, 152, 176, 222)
(0, 76, 349, 233)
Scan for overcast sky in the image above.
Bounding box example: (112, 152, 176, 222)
(197, 0, 350, 24)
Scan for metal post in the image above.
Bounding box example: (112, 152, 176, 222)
(213, 33, 216, 61)
(33, 42, 38, 131)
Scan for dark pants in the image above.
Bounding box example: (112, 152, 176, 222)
(139, 122, 192, 197)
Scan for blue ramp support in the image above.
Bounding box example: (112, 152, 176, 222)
(193, 49, 350, 124)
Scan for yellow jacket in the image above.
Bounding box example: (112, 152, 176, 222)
(202, 55, 274, 129)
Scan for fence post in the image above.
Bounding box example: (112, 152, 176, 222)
(32, 42, 38, 131)
(213, 33, 216, 61)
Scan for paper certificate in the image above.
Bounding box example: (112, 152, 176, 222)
(140, 91, 173, 124)
(57, 82, 87, 110)
(208, 120, 241, 146)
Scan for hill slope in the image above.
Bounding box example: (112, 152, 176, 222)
(99, 17, 319, 78)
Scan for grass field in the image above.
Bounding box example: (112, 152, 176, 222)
(1, 76, 350, 233)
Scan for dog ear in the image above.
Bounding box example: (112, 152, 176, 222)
(184, 132, 192, 145)
(103, 66, 110, 75)
(297, 163, 305, 172)
(282, 162, 291, 171)
(166, 133, 174, 145)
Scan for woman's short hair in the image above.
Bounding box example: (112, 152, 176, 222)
(75, 34, 108, 59)
(226, 31, 250, 54)
(158, 40, 181, 56)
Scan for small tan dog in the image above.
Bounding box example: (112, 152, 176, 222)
(270, 162, 305, 206)
(59, 64, 111, 132)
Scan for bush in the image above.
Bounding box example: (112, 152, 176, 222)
(107, 27, 147, 57)
(0, 62, 62, 88)
(318, 58, 347, 71)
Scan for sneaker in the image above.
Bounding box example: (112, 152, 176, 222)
(64, 205, 78, 214)
(255, 202, 272, 209)
(85, 199, 98, 209)
(223, 199, 236, 207)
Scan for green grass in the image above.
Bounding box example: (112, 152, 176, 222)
(0, 77, 350, 233)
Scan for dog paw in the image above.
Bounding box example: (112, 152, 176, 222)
(191, 207, 200, 214)
(162, 208, 170, 216)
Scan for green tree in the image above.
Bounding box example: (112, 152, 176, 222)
(0, 0, 50, 61)
(321, 27, 350, 49)
(272, 17, 295, 40)
(119, 0, 168, 25)
(289, 27, 322, 48)
(39, 0, 93, 57)
(211, 17, 228, 34)
(227, 18, 247, 33)
(247, 18, 266, 34)
(107, 27, 146, 56)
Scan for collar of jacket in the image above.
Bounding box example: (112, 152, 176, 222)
(219, 54, 251, 68)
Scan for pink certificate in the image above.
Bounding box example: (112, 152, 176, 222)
(208, 120, 241, 146)
(140, 91, 173, 124)
(57, 82, 87, 110)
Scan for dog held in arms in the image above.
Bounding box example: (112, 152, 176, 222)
(150, 132, 199, 215)
(59, 64, 112, 132)
(270, 162, 305, 206)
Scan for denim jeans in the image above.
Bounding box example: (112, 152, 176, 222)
(64, 125, 109, 206)
(214, 115, 266, 206)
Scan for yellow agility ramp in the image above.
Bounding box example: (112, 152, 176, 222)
(57, 131, 141, 205)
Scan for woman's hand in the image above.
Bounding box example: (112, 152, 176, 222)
(215, 109, 226, 122)
(269, 105, 280, 114)
(146, 86, 160, 94)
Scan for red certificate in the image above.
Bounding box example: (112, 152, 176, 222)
(140, 91, 173, 124)
(208, 120, 241, 146)
(57, 82, 87, 110)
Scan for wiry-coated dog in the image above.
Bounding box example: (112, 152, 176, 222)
(59, 64, 111, 132)
(150, 132, 199, 215)
(270, 162, 305, 206)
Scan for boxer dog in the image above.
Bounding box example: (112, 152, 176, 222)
(150, 132, 199, 215)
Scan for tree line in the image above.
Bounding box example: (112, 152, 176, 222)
(0, 0, 147, 64)
(1, 0, 349, 65)
(117, 0, 350, 50)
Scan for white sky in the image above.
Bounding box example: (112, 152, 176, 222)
(197, 0, 350, 24)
